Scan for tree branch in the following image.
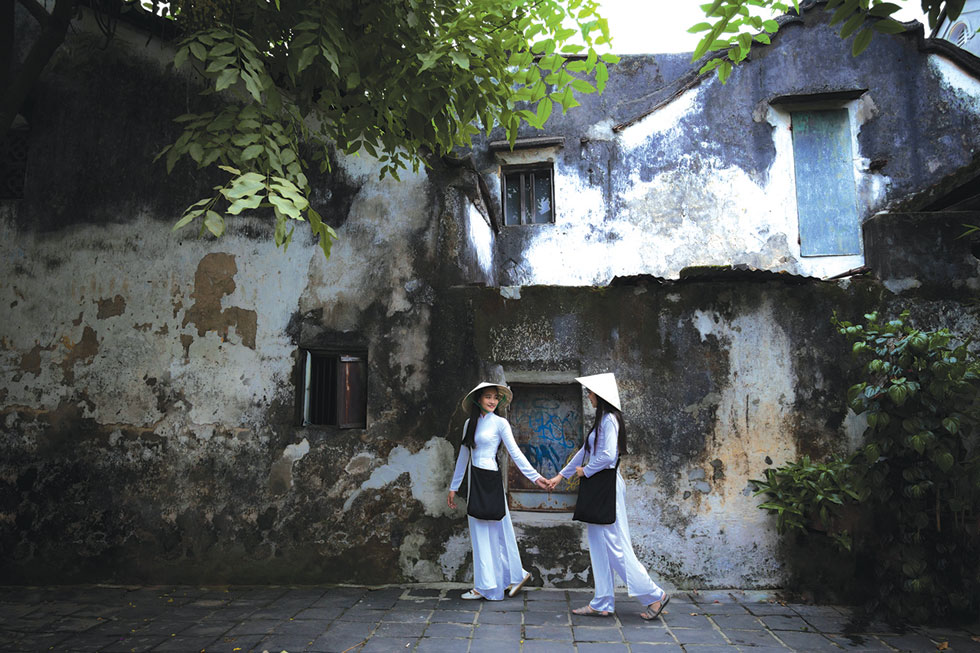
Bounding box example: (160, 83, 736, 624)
(0, 0, 74, 141)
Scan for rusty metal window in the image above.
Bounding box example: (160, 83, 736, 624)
(301, 350, 367, 428)
(507, 383, 583, 512)
(502, 165, 554, 226)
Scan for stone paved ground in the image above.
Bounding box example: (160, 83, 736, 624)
(0, 585, 978, 653)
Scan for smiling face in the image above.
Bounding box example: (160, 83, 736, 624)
(477, 389, 500, 414)
(587, 390, 598, 409)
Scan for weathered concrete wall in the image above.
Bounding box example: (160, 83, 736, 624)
(447, 280, 869, 587)
(473, 5, 980, 286)
(2, 2, 979, 588)
(0, 21, 473, 583)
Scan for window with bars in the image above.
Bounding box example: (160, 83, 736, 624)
(502, 165, 554, 226)
(300, 350, 367, 428)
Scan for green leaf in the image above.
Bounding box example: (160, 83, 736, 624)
(869, 2, 901, 16)
(204, 210, 225, 237)
(872, 18, 907, 34)
(534, 98, 553, 126)
(189, 41, 207, 62)
(223, 173, 266, 199)
(187, 142, 204, 164)
(718, 60, 733, 84)
(449, 51, 470, 70)
(174, 46, 189, 70)
(737, 32, 752, 54)
(241, 144, 264, 160)
(210, 41, 236, 57)
(852, 27, 874, 56)
(840, 12, 866, 38)
(242, 73, 264, 101)
(297, 45, 317, 74)
(231, 133, 260, 147)
(934, 451, 955, 472)
(269, 194, 303, 220)
(227, 193, 264, 215)
(215, 68, 239, 92)
(688, 21, 713, 33)
(270, 179, 309, 210)
(417, 51, 442, 72)
(173, 208, 203, 231)
(595, 62, 609, 91)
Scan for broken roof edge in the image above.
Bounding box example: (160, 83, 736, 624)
(919, 34, 980, 79)
(677, 265, 823, 284)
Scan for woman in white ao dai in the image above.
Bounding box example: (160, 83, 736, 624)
(447, 382, 549, 600)
(547, 373, 669, 620)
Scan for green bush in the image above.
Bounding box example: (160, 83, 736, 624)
(754, 311, 980, 623)
(752, 455, 865, 551)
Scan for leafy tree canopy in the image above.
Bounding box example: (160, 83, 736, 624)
(691, 0, 966, 83)
(156, 0, 618, 258)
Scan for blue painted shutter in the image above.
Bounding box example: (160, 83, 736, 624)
(791, 109, 861, 256)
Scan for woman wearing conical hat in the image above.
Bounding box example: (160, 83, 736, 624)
(545, 373, 670, 620)
(447, 382, 551, 600)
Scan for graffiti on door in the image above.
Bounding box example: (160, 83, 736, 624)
(508, 384, 582, 511)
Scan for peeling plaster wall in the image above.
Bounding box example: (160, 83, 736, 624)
(479, 7, 980, 286)
(3, 2, 980, 590)
(449, 282, 978, 589)
(0, 17, 471, 584)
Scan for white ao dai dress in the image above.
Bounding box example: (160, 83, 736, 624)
(450, 411, 542, 600)
(559, 413, 666, 612)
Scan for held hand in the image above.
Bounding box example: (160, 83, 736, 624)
(534, 478, 550, 491)
(447, 490, 457, 510)
(575, 466, 586, 478)
(547, 475, 563, 490)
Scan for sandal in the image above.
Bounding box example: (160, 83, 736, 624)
(507, 572, 532, 597)
(640, 595, 670, 620)
(461, 589, 484, 600)
(572, 605, 611, 617)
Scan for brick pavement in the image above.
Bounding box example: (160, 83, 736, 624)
(1, 585, 978, 652)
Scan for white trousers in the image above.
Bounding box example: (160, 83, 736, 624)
(586, 472, 666, 612)
(468, 504, 529, 600)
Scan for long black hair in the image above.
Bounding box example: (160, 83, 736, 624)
(586, 395, 627, 456)
(462, 401, 483, 450)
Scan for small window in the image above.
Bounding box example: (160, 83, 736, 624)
(502, 165, 554, 226)
(300, 350, 367, 428)
(791, 109, 861, 256)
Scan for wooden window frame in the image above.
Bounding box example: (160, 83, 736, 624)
(298, 348, 368, 428)
(501, 164, 555, 226)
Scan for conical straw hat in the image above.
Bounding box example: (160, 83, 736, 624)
(461, 382, 514, 411)
(575, 373, 621, 410)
